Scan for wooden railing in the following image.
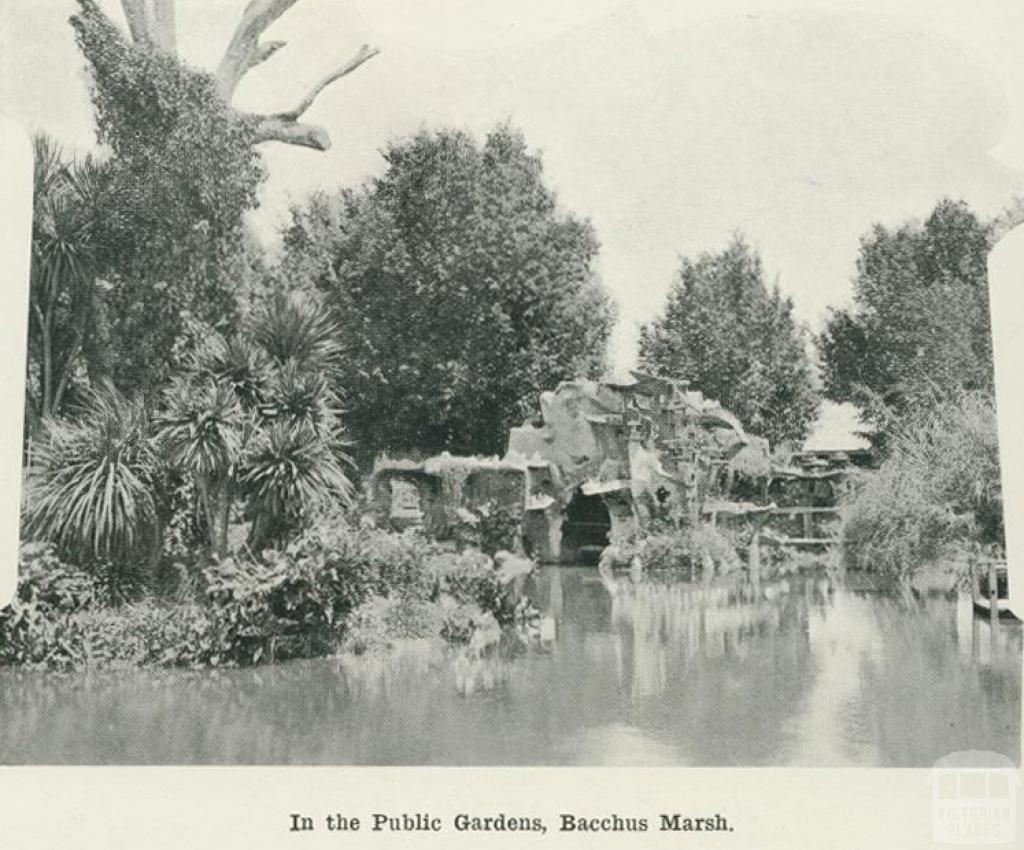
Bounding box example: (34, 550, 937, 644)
(765, 506, 841, 546)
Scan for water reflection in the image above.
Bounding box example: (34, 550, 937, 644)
(0, 568, 1019, 765)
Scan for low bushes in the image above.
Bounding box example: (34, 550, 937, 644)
(1, 520, 514, 671)
(426, 548, 505, 615)
(607, 522, 742, 579)
(640, 523, 742, 577)
(0, 547, 216, 670)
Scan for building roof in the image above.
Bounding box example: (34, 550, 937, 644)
(801, 401, 872, 452)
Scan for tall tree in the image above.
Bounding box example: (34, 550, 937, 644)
(63, 0, 378, 396)
(638, 235, 819, 447)
(818, 199, 994, 426)
(280, 124, 615, 458)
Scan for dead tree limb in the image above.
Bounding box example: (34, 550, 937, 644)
(151, 0, 177, 54)
(119, 0, 153, 45)
(243, 43, 379, 150)
(118, 0, 176, 53)
(94, 0, 379, 152)
(215, 0, 303, 98)
(214, 0, 379, 150)
(990, 200, 1024, 248)
(277, 43, 379, 120)
(247, 114, 331, 150)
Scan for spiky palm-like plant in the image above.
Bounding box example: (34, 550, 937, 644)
(156, 290, 352, 556)
(25, 386, 158, 566)
(156, 377, 247, 557)
(251, 290, 343, 374)
(188, 332, 269, 413)
(259, 359, 340, 434)
(28, 135, 109, 426)
(241, 421, 355, 550)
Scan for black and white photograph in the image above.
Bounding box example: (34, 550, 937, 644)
(0, 0, 1022, 778)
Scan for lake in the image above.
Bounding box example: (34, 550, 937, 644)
(1, 568, 1020, 765)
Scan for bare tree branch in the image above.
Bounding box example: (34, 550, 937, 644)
(990, 199, 1024, 248)
(119, 0, 152, 45)
(248, 114, 331, 151)
(151, 0, 177, 54)
(277, 44, 379, 120)
(238, 40, 380, 152)
(111, 0, 380, 152)
(118, 0, 177, 53)
(253, 39, 287, 68)
(216, 0, 302, 97)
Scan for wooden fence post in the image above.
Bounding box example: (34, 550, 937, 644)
(988, 560, 1000, 659)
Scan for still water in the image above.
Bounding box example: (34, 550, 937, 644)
(1, 568, 1020, 765)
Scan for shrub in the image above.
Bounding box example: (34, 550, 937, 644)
(15, 543, 98, 613)
(638, 523, 741, 578)
(203, 552, 340, 665)
(61, 603, 215, 668)
(839, 391, 1001, 579)
(477, 502, 520, 555)
(448, 500, 521, 555)
(343, 595, 444, 654)
(426, 549, 504, 614)
(438, 598, 498, 646)
(3, 519, 504, 670)
(0, 601, 84, 669)
(198, 520, 452, 665)
(288, 518, 444, 604)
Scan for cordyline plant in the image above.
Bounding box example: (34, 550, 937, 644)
(24, 385, 159, 566)
(155, 292, 355, 558)
(27, 135, 110, 428)
(26, 294, 354, 565)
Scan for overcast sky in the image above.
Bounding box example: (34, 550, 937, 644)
(3, 0, 1023, 370)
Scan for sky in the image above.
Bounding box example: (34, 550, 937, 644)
(3, 0, 1023, 371)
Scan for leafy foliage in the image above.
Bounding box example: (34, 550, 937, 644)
(638, 235, 819, 447)
(158, 377, 245, 485)
(818, 200, 994, 430)
(279, 124, 615, 457)
(839, 391, 1002, 579)
(251, 290, 343, 377)
(426, 548, 505, 615)
(638, 523, 742, 578)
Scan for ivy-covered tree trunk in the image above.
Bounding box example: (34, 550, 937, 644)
(73, 0, 379, 152)
(65, 0, 379, 398)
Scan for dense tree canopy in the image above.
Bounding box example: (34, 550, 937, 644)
(638, 236, 819, 447)
(818, 199, 994, 426)
(279, 124, 615, 457)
